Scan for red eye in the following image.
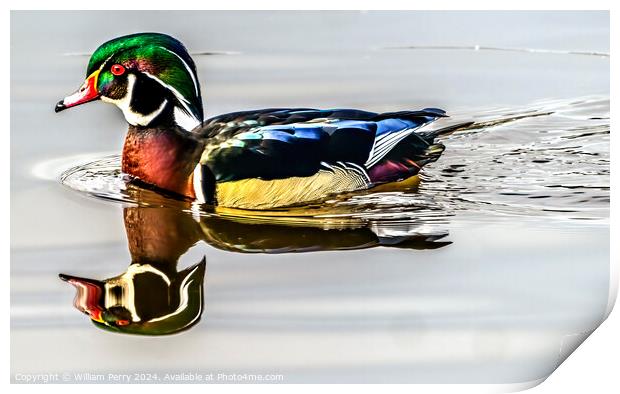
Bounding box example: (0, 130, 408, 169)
(116, 319, 130, 326)
(110, 64, 125, 76)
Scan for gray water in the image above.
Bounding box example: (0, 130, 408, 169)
(11, 11, 609, 384)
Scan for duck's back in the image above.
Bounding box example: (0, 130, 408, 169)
(194, 108, 458, 209)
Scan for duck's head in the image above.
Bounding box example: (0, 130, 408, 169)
(59, 258, 206, 335)
(55, 32, 203, 131)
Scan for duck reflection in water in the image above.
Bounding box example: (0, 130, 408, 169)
(60, 192, 451, 335)
(59, 207, 206, 335)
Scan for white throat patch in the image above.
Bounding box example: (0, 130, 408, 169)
(101, 74, 168, 127)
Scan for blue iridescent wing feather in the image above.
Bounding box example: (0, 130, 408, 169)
(198, 108, 448, 183)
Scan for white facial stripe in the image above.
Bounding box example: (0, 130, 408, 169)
(174, 106, 200, 131)
(159, 46, 199, 96)
(137, 99, 168, 126)
(101, 74, 168, 127)
(141, 71, 201, 129)
(148, 264, 202, 324)
(142, 72, 192, 108)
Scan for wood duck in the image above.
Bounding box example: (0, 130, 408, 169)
(55, 32, 467, 210)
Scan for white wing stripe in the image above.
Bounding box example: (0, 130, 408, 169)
(374, 128, 416, 151)
(365, 129, 416, 167)
(365, 119, 439, 168)
(366, 129, 415, 166)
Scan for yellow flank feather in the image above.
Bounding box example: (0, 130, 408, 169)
(369, 174, 420, 192)
(216, 169, 368, 209)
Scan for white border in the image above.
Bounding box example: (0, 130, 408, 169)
(5, 2, 617, 393)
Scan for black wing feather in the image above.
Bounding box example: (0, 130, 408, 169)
(197, 108, 445, 182)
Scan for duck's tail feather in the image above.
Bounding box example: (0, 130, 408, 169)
(367, 119, 472, 184)
(372, 107, 448, 121)
(417, 119, 475, 143)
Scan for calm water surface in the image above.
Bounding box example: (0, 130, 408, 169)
(11, 11, 609, 384)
